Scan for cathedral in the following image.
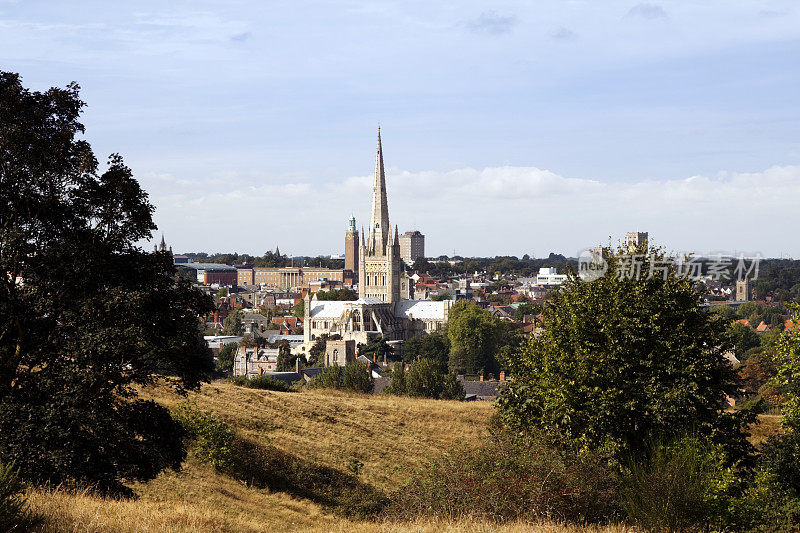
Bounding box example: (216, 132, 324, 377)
(303, 128, 451, 349)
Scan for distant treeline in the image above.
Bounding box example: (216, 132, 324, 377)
(182, 250, 345, 270)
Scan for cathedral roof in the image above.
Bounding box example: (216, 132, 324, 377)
(394, 300, 450, 320)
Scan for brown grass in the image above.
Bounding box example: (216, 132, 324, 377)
(24, 381, 783, 532)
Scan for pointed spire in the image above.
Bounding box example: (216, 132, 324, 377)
(369, 125, 390, 251)
(159, 233, 166, 252)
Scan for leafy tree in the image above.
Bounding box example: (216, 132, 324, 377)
(740, 349, 778, 396)
(342, 361, 374, 393)
(222, 310, 244, 335)
(430, 292, 451, 301)
(514, 301, 541, 322)
(215, 342, 238, 374)
(440, 373, 465, 400)
(315, 288, 357, 301)
(359, 336, 394, 363)
(405, 358, 445, 399)
(384, 362, 406, 395)
(402, 331, 450, 371)
(216, 287, 228, 298)
(498, 246, 750, 460)
(727, 322, 761, 360)
(293, 298, 304, 318)
(411, 257, 431, 273)
(773, 305, 800, 428)
(447, 300, 503, 375)
(0, 72, 213, 493)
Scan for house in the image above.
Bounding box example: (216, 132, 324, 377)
(232, 346, 280, 377)
(755, 321, 771, 333)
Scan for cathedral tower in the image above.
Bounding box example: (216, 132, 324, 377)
(358, 127, 401, 303)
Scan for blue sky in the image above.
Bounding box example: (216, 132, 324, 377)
(2, 1, 799, 257)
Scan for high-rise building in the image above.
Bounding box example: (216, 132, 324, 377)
(625, 231, 648, 252)
(399, 230, 425, 266)
(345, 215, 359, 274)
(358, 127, 402, 303)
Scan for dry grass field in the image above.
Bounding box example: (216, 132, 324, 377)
(24, 381, 781, 532)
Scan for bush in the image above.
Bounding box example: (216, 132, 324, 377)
(215, 342, 238, 374)
(342, 362, 374, 393)
(383, 362, 406, 395)
(619, 436, 734, 532)
(173, 401, 236, 470)
(440, 372, 465, 400)
(308, 364, 342, 389)
(385, 430, 618, 523)
(229, 374, 293, 392)
(405, 358, 444, 399)
(0, 462, 40, 532)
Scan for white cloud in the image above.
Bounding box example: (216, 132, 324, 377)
(150, 164, 800, 259)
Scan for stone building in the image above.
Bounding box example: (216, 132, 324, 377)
(625, 231, 648, 252)
(345, 216, 359, 276)
(358, 127, 402, 304)
(325, 339, 357, 366)
(232, 346, 280, 377)
(304, 128, 450, 352)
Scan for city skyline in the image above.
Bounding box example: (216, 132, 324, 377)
(2, 1, 799, 257)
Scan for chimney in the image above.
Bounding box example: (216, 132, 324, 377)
(499, 371, 505, 382)
(383, 353, 387, 365)
(295, 356, 301, 374)
(480, 372, 484, 382)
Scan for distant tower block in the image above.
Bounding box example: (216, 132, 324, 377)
(625, 231, 648, 252)
(345, 215, 359, 274)
(399, 230, 425, 266)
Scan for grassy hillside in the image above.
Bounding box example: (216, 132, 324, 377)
(24, 381, 779, 532)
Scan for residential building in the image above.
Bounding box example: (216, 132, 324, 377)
(535, 267, 567, 286)
(399, 230, 425, 266)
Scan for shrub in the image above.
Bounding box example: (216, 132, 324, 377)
(308, 364, 342, 389)
(215, 343, 238, 374)
(440, 372, 465, 400)
(619, 436, 734, 532)
(385, 430, 618, 523)
(229, 374, 293, 392)
(342, 362, 374, 393)
(383, 362, 406, 395)
(173, 401, 235, 470)
(405, 358, 444, 399)
(0, 462, 40, 532)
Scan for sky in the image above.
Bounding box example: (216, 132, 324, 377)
(2, 0, 799, 258)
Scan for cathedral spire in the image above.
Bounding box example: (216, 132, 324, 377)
(369, 125, 390, 250)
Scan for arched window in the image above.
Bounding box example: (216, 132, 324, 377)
(333, 349, 339, 362)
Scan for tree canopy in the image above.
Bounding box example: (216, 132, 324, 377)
(498, 246, 750, 460)
(0, 72, 213, 493)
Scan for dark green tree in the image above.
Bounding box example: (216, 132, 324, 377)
(405, 358, 445, 399)
(727, 322, 761, 360)
(447, 300, 503, 375)
(0, 72, 213, 493)
(402, 332, 450, 372)
(384, 362, 406, 395)
(215, 342, 238, 374)
(221, 310, 244, 336)
(342, 361, 374, 393)
(498, 246, 751, 460)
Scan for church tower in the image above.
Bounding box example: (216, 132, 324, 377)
(358, 127, 401, 303)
